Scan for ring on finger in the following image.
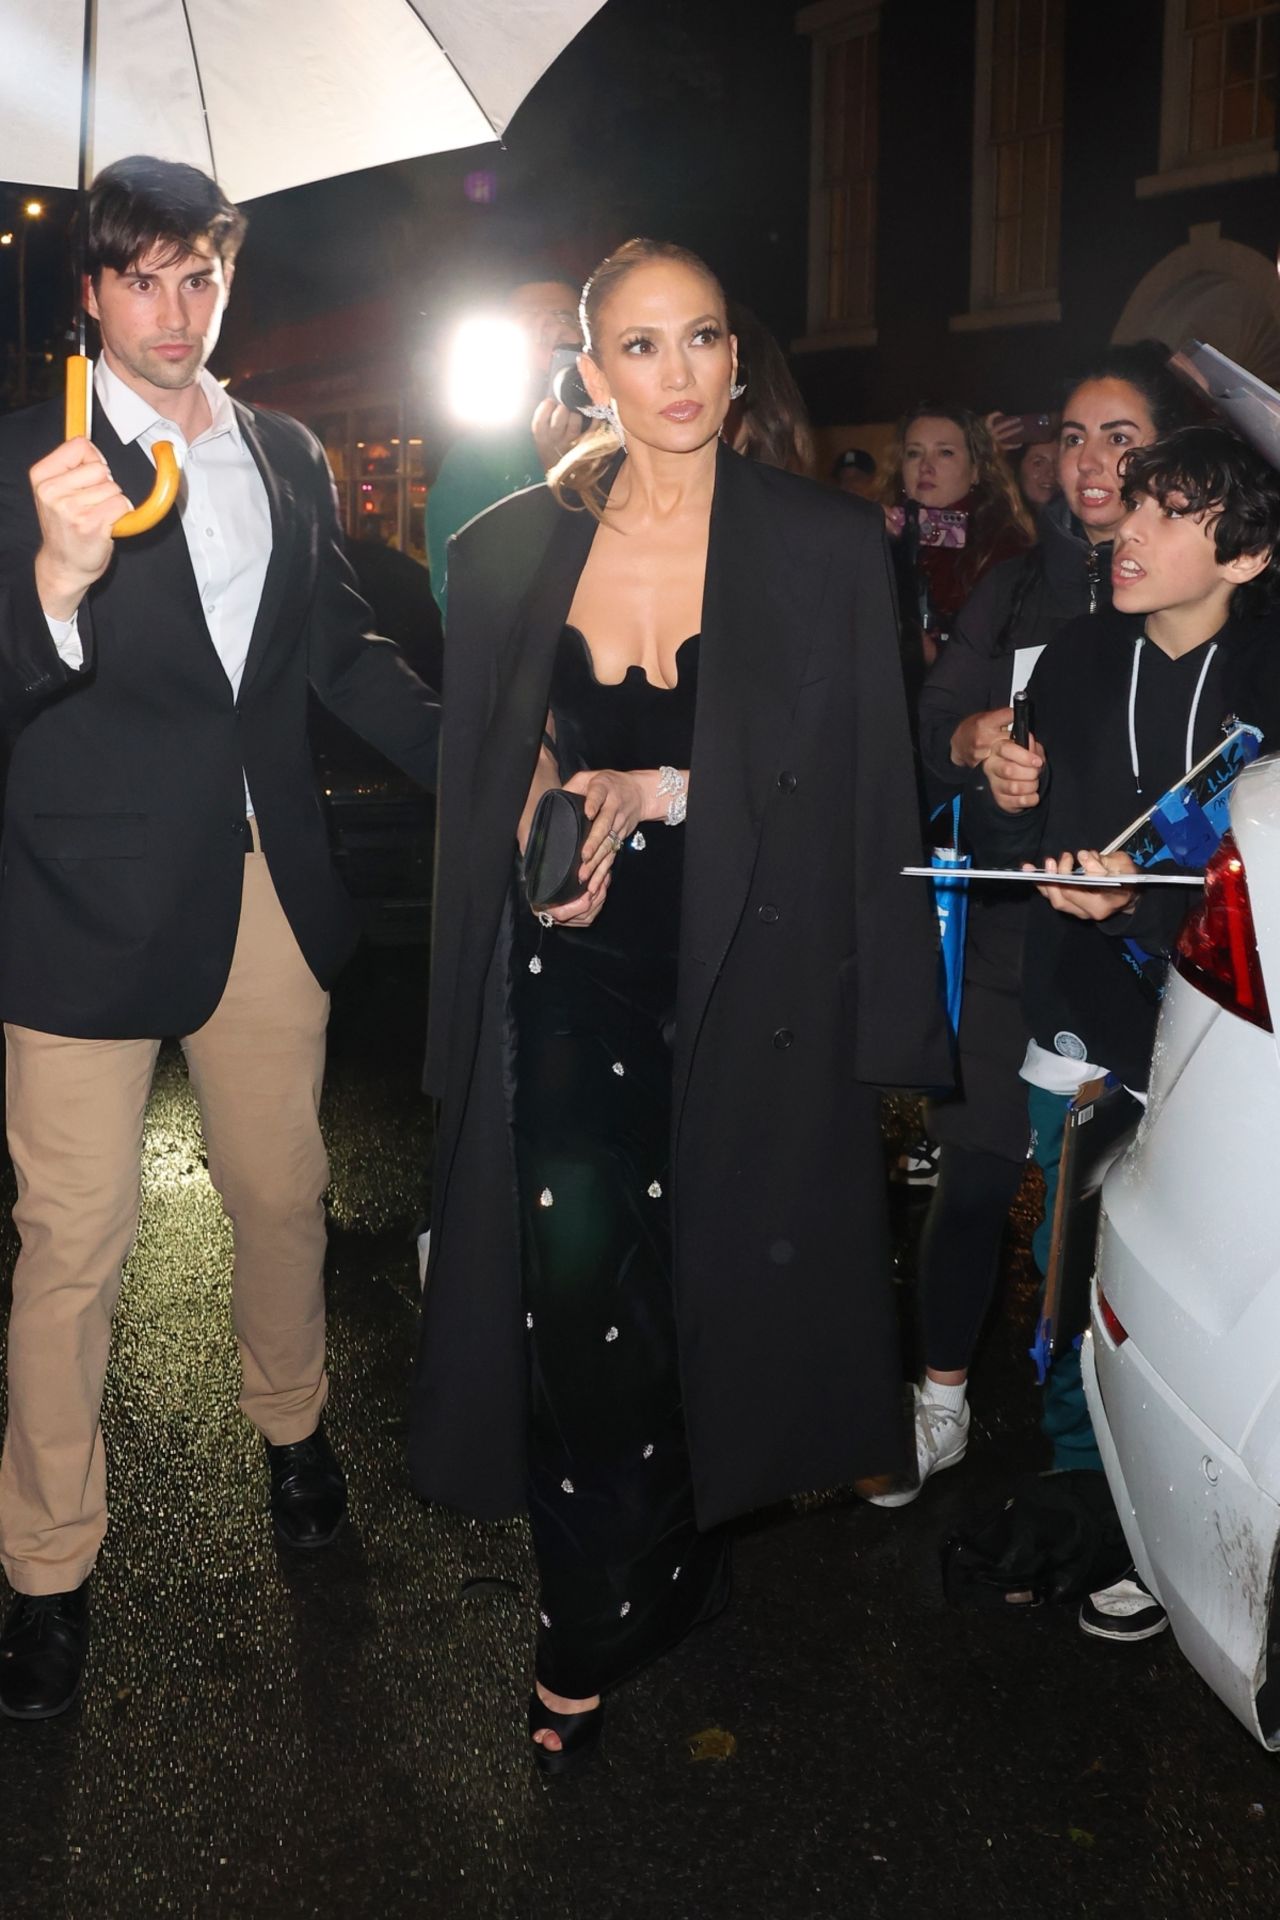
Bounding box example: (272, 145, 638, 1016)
(606, 830, 624, 852)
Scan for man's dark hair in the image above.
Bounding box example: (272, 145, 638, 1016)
(87, 155, 246, 283)
(1121, 424, 1280, 613)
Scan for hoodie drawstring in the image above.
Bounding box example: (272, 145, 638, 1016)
(1127, 634, 1218, 798)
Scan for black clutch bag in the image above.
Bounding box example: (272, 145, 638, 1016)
(522, 788, 588, 913)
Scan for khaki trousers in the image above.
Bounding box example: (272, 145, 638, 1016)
(0, 846, 331, 1595)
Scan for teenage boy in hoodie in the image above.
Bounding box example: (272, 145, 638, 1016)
(970, 423, 1280, 1638)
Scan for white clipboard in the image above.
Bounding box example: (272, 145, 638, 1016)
(902, 866, 1202, 888)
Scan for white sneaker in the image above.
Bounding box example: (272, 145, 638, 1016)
(864, 1387, 970, 1508)
(1078, 1572, 1169, 1642)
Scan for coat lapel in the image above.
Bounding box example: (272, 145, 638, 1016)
(234, 402, 298, 702)
(673, 447, 826, 1116)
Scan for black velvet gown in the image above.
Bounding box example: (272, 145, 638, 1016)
(511, 626, 728, 1700)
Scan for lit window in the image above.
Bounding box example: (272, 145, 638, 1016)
(1184, 0, 1278, 158)
(1141, 0, 1280, 195)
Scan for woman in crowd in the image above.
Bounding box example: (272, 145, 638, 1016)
(878, 404, 1031, 704)
(869, 344, 1196, 1509)
(724, 302, 814, 476)
(1015, 426, 1061, 514)
(408, 239, 947, 1773)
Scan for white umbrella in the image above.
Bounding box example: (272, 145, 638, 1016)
(2, 0, 605, 532)
(2, 0, 606, 201)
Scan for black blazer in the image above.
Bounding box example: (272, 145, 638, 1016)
(411, 447, 950, 1527)
(0, 395, 439, 1037)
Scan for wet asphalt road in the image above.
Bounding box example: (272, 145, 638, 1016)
(0, 941, 1278, 1920)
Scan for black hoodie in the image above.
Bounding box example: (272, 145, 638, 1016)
(918, 494, 1112, 809)
(966, 605, 1280, 1089)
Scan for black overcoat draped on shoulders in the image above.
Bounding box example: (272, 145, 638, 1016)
(410, 445, 949, 1528)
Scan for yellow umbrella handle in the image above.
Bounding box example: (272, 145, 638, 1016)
(64, 354, 181, 538)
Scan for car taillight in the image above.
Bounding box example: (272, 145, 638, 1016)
(1173, 833, 1272, 1031)
(1097, 1283, 1129, 1347)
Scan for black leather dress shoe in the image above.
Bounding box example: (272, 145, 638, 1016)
(264, 1421, 347, 1549)
(0, 1581, 89, 1720)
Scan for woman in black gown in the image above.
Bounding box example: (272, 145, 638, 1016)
(410, 239, 948, 1776)
(514, 623, 727, 1728)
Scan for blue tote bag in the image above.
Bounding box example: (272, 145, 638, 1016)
(930, 794, 970, 1039)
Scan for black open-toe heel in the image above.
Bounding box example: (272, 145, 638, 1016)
(528, 1688, 605, 1778)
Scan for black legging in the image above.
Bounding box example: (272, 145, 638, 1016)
(917, 1144, 1026, 1374)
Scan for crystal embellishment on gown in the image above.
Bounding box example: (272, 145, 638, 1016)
(605, 1326, 619, 1343)
(539, 1610, 552, 1628)
(528, 955, 543, 976)
(630, 831, 646, 851)
(612, 1061, 625, 1077)
(672, 1566, 682, 1580)
(619, 1601, 631, 1618)
(647, 1181, 662, 1199)
(539, 1188, 554, 1208)
(561, 1478, 575, 1494)
(643, 1444, 654, 1459)
(526, 1312, 534, 1329)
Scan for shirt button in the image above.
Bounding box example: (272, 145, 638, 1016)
(777, 770, 797, 792)
(757, 904, 779, 924)
(772, 1028, 794, 1050)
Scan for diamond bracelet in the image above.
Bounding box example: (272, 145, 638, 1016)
(656, 765, 687, 827)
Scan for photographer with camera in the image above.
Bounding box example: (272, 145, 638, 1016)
(426, 274, 586, 615)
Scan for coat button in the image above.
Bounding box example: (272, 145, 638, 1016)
(772, 1028, 794, 1049)
(777, 770, 797, 792)
(757, 903, 779, 925)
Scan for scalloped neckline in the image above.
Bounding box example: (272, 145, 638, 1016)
(563, 624, 698, 692)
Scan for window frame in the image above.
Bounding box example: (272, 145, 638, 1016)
(793, 0, 882, 353)
(951, 0, 1064, 334)
(1138, 0, 1280, 199)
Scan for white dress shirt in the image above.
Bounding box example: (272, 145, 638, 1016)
(47, 357, 273, 811)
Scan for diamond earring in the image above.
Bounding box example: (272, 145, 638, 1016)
(581, 399, 625, 447)
(729, 379, 746, 400)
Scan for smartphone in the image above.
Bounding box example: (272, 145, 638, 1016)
(548, 345, 590, 415)
(1012, 688, 1033, 749)
(917, 506, 968, 549)
(1014, 411, 1055, 446)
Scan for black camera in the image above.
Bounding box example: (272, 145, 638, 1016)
(548, 345, 591, 417)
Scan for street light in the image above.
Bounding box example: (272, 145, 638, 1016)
(14, 198, 44, 405)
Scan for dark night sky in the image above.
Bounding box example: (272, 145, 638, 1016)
(0, 0, 812, 385)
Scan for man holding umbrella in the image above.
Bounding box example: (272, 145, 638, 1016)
(0, 155, 439, 1718)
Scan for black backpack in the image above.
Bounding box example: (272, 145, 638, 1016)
(941, 1469, 1132, 1610)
